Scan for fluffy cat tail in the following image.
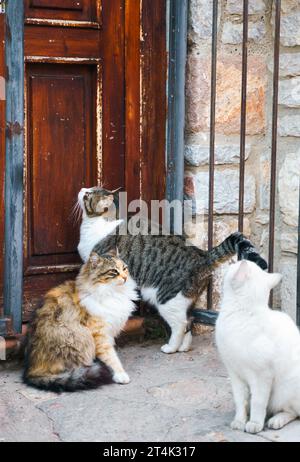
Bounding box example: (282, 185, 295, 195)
(24, 360, 113, 393)
(207, 232, 268, 270)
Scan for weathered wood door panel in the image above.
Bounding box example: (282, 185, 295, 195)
(25, 64, 96, 268)
(25, 0, 100, 26)
(23, 0, 125, 317)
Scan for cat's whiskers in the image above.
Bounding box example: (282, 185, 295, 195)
(69, 200, 82, 225)
(70, 201, 79, 219)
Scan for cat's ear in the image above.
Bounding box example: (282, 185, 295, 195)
(232, 260, 251, 286)
(111, 187, 122, 195)
(89, 252, 100, 269)
(267, 272, 282, 289)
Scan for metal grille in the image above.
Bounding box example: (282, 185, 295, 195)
(193, 0, 300, 324)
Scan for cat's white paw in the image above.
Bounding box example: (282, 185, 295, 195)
(178, 332, 192, 352)
(230, 420, 246, 432)
(161, 344, 177, 354)
(245, 421, 264, 434)
(267, 416, 285, 430)
(267, 413, 296, 430)
(178, 344, 191, 353)
(113, 371, 130, 384)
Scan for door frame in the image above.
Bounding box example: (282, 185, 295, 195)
(3, 0, 24, 334)
(1, 0, 169, 335)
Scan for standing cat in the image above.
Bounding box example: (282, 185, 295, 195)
(77, 187, 267, 355)
(216, 260, 300, 434)
(24, 252, 138, 392)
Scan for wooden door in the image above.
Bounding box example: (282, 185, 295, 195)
(23, 0, 125, 317)
(0, 0, 167, 329)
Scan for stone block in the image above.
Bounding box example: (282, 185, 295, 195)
(186, 54, 266, 135)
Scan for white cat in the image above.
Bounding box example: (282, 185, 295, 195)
(216, 260, 300, 434)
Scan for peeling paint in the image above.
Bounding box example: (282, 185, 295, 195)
(96, 63, 103, 185)
(25, 18, 101, 29)
(96, 0, 103, 26)
(0, 75, 5, 100)
(23, 73, 28, 255)
(26, 264, 81, 276)
(139, 0, 143, 200)
(25, 56, 100, 64)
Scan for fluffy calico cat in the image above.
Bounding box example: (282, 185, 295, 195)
(24, 252, 138, 392)
(216, 260, 300, 434)
(77, 187, 267, 355)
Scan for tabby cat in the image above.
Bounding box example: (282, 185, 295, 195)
(77, 187, 267, 355)
(24, 251, 138, 392)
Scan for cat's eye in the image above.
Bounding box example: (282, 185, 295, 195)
(108, 270, 119, 277)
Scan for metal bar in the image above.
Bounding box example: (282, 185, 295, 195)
(166, 0, 188, 234)
(268, 0, 281, 306)
(207, 0, 218, 311)
(192, 309, 218, 326)
(268, 0, 281, 273)
(3, 0, 24, 333)
(297, 183, 300, 327)
(238, 0, 248, 233)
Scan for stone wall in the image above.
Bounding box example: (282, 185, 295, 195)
(185, 0, 300, 318)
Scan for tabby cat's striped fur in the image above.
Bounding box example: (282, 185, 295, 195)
(78, 187, 267, 354)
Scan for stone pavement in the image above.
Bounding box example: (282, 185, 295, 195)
(0, 334, 300, 442)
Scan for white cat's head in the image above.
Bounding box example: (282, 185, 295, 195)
(224, 260, 282, 305)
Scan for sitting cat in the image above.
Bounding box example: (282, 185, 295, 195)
(77, 186, 267, 355)
(24, 251, 138, 392)
(216, 260, 300, 434)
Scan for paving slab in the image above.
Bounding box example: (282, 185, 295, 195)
(0, 334, 299, 442)
(0, 370, 59, 442)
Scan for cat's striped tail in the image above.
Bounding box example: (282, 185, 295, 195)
(24, 360, 113, 393)
(207, 232, 268, 270)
